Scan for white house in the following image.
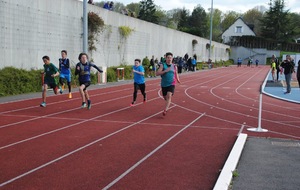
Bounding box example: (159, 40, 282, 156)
(222, 17, 256, 44)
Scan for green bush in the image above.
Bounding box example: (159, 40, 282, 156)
(0, 67, 42, 96)
(106, 65, 133, 82)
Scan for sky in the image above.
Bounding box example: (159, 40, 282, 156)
(95, 0, 300, 13)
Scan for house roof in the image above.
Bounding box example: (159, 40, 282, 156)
(222, 16, 256, 36)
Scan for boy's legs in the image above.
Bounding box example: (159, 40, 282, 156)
(164, 92, 172, 112)
(162, 85, 174, 115)
(132, 83, 138, 103)
(79, 84, 86, 104)
(139, 83, 146, 101)
(42, 84, 48, 103)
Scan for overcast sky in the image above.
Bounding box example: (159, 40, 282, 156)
(95, 0, 300, 13)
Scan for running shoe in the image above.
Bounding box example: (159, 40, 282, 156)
(143, 98, 147, 103)
(162, 110, 167, 116)
(87, 100, 91, 110)
(59, 87, 63, 94)
(81, 102, 87, 108)
(40, 102, 46, 107)
(61, 84, 65, 91)
(130, 101, 135, 106)
(68, 93, 72, 99)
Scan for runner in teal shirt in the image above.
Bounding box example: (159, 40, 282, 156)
(156, 52, 181, 116)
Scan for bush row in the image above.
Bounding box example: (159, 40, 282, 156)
(0, 60, 232, 97)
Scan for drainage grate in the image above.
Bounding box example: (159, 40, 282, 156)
(271, 141, 300, 147)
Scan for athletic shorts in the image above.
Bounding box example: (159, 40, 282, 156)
(162, 85, 175, 96)
(79, 81, 91, 91)
(60, 73, 71, 82)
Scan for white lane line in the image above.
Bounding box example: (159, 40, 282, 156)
(102, 112, 206, 190)
(0, 87, 161, 129)
(0, 105, 171, 187)
(0, 97, 161, 150)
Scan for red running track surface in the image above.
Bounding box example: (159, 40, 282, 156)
(0, 66, 299, 189)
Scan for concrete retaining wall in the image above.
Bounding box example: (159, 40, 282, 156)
(1, 0, 229, 70)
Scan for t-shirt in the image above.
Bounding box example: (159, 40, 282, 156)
(43, 63, 59, 84)
(133, 65, 145, 84)
(161, 63, 176, 87)
(271, 62, 276, 70)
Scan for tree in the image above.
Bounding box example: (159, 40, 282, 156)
(177, 8, 190, 30)
(210, 8, 222, 42)
(187, 5, 208, 37)
(242, 9, 264, 36)
(288, 12, 300, 40)
(260, 0, 293, 42)
(126, 3, 140, 17)
(221, 11, 240, 32)
(138, 0, 158, 24)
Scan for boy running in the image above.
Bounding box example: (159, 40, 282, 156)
(131, 59, 146, 106)
(40, 56, 62, 107)
(75, 53, 103, 109)
(156, 52, 181, 116)
(59, 50, 72, 98)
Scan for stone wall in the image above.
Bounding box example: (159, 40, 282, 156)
(0, 0, 229, 70)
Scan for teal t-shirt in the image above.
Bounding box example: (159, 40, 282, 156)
(161, 63, 175, 87)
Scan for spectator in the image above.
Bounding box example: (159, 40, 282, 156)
(109, 1, 114, 11)
(103, 1, 110, 9)
(177, 57, 184, 74)
(237, 57, 242, 67)
(272, 55, 280, 82)
(280, 55, 295, 94)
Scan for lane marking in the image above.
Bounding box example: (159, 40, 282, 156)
(0, 105, 175, 187)
(0, 97, 161, 150)
(102, 113, 206, 190)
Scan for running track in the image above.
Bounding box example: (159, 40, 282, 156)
(0, 66, 299, 190)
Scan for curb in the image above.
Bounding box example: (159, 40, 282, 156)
(213, 133, 248, 190)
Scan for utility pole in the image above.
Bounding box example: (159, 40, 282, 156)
(208, 0, 213, 60)
(83, 0, 88, 53)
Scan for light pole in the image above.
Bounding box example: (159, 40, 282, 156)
(208, 0, 213, 61)
(83, 0, 88, 53)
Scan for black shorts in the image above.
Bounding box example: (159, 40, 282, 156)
(79, 81, 91, 91)
(162, 85, 175, 96)
(44, 81, 57, 89)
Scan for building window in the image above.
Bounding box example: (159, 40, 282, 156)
(236, 26, 242, 33)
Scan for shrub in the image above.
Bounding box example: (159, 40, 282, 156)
(0, 67, 42, 96)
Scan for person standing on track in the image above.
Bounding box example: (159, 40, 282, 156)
(130, 58, 146, 106)
(156, 52, 181, 116)
(271, 58, 277, 82)
(297, 60, 300, 88)
(75, 53, 103, 109)
(280, 54, 295, 94)
(40, 56, 62, 107)
(59, 50, 72, 99)
(272, 54, 280, 82)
